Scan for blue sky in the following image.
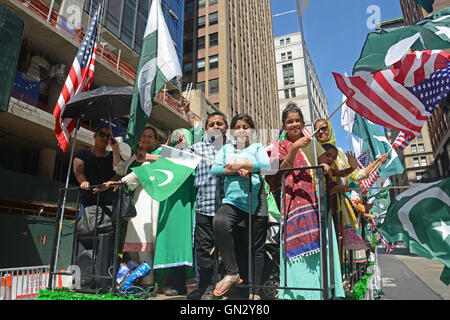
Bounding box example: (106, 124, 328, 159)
(271, 0, 403, 152)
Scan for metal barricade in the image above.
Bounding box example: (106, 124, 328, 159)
(214, 165, 336, 300)
(47, 184, 124, 294)
(0, 265, 50, 300)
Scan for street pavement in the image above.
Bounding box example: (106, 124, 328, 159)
(377, 243, 449, 300)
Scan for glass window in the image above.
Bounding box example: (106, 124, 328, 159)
(282, 63, 295, 85)
(287, 51, 292, 59)
(198, 15, 206, 28)
(209, 32, 218, 47)
(198, 36, 205, 49)
(209, 0, 218, 5)
(183, 62, 193, 75)
(105, 0, 122, 36)
(198, 0, 206, 8)
(411, 144, 417, 153)
(197, 58, 205, 72)
(280, 39, 284, 45)
(209, 78, 219, 95)
(281, 53, 286, 61)
(185, 0, 194, 12)
(413, 157, 419, 167)
(284, 89, 290, 99)
(209, 55, 219, 69)
(291, 88, 296, 97)
(286, 37, 291, 43)
(421, 157, 427, 166)
(121, 0, 136, 47)
(184, 39, 193, 54)
(416, 172, 423, 181)
(418, 143, 424, 152)
(209, 12, 218, 25)
(184, 19, 194, 33)
(196, 81, 205, 92)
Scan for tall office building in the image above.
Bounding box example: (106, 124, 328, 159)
(274, 32, 328, 129)
(182, 0, 279, 137)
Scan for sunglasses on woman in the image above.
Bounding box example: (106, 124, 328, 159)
(97, 131, 111, 139)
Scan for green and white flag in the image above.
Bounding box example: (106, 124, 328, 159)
(131, 146, 201, 202)
(353, 7, 450, 74)
(126, 0, 182, 152)
(380, 178, 450, 285)
(351, 114, 404, 178)
(413, 0, 434, 13)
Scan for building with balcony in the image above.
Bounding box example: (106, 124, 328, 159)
(274, 32, 329, 129)
(0, 0, 188, 268)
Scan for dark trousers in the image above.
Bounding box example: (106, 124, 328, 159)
(213, 203, 268, 294)
(194, 212, 215, 289)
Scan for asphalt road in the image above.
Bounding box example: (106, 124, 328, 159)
(377, 244, 449, 300)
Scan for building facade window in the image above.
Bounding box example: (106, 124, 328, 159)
(291, 88, 296, 97)
(209, 55, 219, 69)
(196, 81, 205, 92)
(287, 51, 292, 59)
(209, 78, 219, 95)
(421, 157, 427, 166)
(209, 12, 218, 25)
(198, 36, 205, 49)
(413, 157, 419, 167)
(183, 62, 193, 75)
(282, 63, 295, 85)
(209, 0, 218, 5)
(198, 0, 206, 9)
(197, 58, 205, 72)
(198, 15, 206, 28)
(280, 39, 284, 45)
(418, 143, 424, 152)
(411, 144, 417, 152)
(284, 89, 290, 99)
(209, 32, 218, 47)
(281, 53, 286, 61)
(185, 0, 194, 12)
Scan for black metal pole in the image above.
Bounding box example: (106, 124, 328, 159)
(281, 172, 287, 289)
(317, 166, 329, 300)
(70, 190, 82, 266)
(326, 176, 335, 299)
(247, 175, 253, 298)
(48, 116, 81, 290)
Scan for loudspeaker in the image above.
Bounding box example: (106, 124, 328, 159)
(75, 233, 114, 290)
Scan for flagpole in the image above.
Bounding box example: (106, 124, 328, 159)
(311, 98, 348, 136)
(48, 116, 81, 289)
(348, 185, 410, 191)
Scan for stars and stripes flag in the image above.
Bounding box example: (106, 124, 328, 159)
(333, 50, 450, 139)
(53, 6, 100, 152)
(357, 149, 380, 192)
(392, 131, 415, 151)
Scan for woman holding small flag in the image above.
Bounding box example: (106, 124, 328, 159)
(268, 104, 345, 300)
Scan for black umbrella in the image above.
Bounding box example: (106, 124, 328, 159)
(62, 86, 134, 121)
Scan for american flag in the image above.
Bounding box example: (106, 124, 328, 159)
(53, 6, 101, 152)
(333, 50, 450, 138)
(357, 149, 379, 192)
(379, 232, 396, 254)
(392, 131, 415, 151)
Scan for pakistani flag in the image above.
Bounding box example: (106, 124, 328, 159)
(414, 0, 434, 13)
(351, 114, 404, 178)
(380, 179, 450, 285)
(353, 7, 450, 74)
(131, 146, 201, 202)
(126, 0, 182, 152)
(368, 180, 392, 224)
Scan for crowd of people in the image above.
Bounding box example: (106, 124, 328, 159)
(72, 102, 388, 300)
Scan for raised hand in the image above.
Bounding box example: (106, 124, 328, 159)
(346, 151, 358, 170)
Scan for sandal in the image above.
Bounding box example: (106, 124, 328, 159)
(213, 274, 243, 297)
